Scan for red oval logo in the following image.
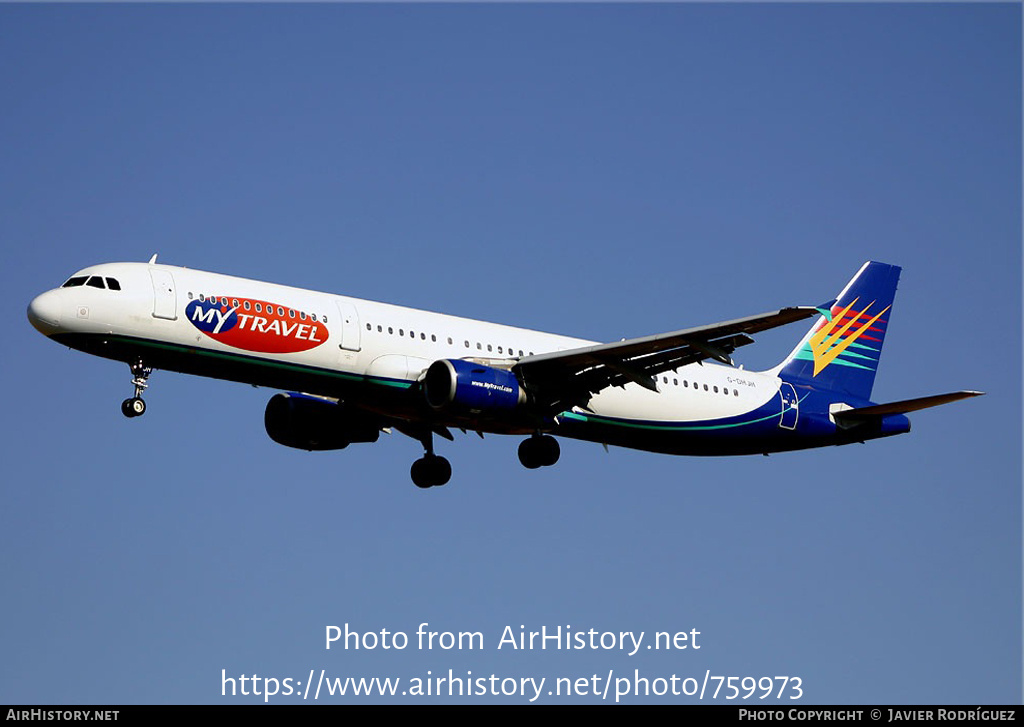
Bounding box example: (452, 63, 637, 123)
(186, 297, 328, 354)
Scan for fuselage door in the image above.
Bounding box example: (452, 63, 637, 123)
(150, 269, 177, 320)
(335, 299, 361, 352)
(779, 381, 799, 430)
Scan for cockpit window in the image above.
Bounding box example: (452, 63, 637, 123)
(60, 275, 121, 290)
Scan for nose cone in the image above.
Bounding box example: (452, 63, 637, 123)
(27, 290, 62, 335)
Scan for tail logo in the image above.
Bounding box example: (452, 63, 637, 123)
(808, 298, 889, 376)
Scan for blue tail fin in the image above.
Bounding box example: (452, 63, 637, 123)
(776, 261, 901, 400)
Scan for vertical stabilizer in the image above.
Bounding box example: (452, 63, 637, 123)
(775, 261, 900, 400)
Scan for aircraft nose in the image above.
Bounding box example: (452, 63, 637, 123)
(27, 290, 62, 335)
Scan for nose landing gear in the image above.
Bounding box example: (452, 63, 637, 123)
(121, 359, 152, 418)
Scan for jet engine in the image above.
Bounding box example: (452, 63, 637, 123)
(264, 393, 381, 451)
(423, 359, 526, 414)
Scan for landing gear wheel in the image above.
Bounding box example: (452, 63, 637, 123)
(121, 397, 146, 418)
(122, 359, 153, 419)
(518, 435, 560, 469)
(518, 438, 542, 469)
(411, 455, 452, 488)
(538, 435, 560, 466)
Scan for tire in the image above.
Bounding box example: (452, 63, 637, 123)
(411, 458, 433, 488)
(518, 438, 541, 469)
(121, 398, 145, 418)
(539, 436, 560, 467)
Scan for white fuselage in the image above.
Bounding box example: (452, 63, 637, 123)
(28, 258, 945, 486)
(29, 262, 783, 436)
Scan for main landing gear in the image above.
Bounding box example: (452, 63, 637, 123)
(405, 429, 560, 488)
(411, 431, 451, 489)
(411, 454, 452, 489)
(121, 359, 152, 418)
(518, 434, 560, 469)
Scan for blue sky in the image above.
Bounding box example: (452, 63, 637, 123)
(2, 4, 1020, 704)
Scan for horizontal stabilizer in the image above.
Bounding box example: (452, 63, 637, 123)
(833, 390, 984, 426)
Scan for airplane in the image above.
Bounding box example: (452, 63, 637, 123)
(27, 257, 981, 488)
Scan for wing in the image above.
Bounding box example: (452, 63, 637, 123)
(513, 305, 823, 415)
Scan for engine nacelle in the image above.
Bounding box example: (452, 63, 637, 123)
(264, 393, 381, 451)
(423, 359, 526, 413)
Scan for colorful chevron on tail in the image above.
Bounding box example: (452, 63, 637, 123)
(777, 261, 901, 400)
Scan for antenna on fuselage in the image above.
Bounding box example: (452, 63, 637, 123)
(148, 253, 158, 264)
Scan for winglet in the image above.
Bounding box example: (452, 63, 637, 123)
(814, 300, 837, 321)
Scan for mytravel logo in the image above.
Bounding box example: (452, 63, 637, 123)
(185, 297, 328, 354)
